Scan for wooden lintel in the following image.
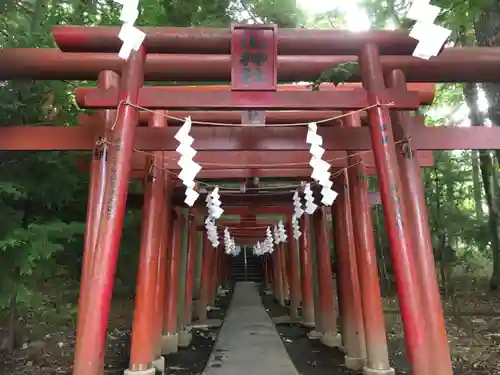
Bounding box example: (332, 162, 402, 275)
(1, 122, 499, 151)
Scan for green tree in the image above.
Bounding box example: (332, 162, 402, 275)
(0, 0, 305, 351)
(357, 0, 498, 289)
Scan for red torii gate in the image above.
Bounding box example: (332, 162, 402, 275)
(59, 24, 444, 375)
(1, 46, 500, 82)
(3, 24, 500, 375)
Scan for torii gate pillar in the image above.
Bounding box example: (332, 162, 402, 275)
(313, 207, 341, 348)
(72, 49, 146, 375)
(333, 173, 367, 370)
(345, 113, 393, 374)
(127, 113, 167, 374)
(299, 214, 315, 327)
(387, 70, 453, 375)
(359, 44, 429, 375)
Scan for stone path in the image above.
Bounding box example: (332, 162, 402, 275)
(202, 282, 299, 375)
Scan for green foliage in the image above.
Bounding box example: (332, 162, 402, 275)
(0, 220, 84, 309)
(0, 0, 306, 320)
(0, 0, 492, 328)
(309, 62, 359, 91)
(356, 0, 499, 282)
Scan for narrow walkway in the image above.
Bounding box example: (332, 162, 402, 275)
(202, 282, 300, 375)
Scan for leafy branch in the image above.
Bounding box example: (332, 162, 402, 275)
(308, 62, 359, 92)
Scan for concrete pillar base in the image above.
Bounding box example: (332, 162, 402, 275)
(124, 368, 156, 375)
(152, 356, 165, 373)
(178, 330, 192, 348)
(272, 315, 294, 324)
(289, 312, 301, 322)
(345, 356, 367, 371)
(307, 330, 323, 340)
(192, 300, 200, 319)
(217, 287, 229, 296)
(320, 332, 342, 348)
(363, 366, 396, 375)
(161, 333, 179, 355)
(300, 320, 315, 328)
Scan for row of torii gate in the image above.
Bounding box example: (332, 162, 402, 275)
(3, 24, 500, 375)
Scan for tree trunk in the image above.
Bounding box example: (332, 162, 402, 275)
(433, 166, 448, 296)
(471, 150, 484, 221)
(6, 297, 18, 352)
(473, 5, 500, 289)
(30, 0, 49, 32)
(463, 83, 500, 290)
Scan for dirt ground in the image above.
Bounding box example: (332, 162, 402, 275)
(165, 292, 231, 375)
(0, 281, 498, 375)
(261, 292, 354, 375)
(0, 288, 231, 375)
(261, 285, 499, 375)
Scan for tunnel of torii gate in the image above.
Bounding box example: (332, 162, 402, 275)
(3, 23, 500, 375)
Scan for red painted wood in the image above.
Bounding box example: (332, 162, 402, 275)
(209, 247, 221, 305)
(197, 237, 214, 323)
(286, 219, 301, 320)
(313, 207, 338, 335)
(279, 243, 290, 302)
(195, 218, 279, 227)
(5, 48, 500, 83)
(299, 214, 314, 326)
(231, 25, 277, 91)
(52, 25, 418, 55)
(75, 84, 435, 110)
(72, 48, 146, 375)
(80, 149, 435, 177)
(345, 113, 391, 370)
(224, 207, 293, 216)
(388, 70, 453, 375)
(272, 251, 285, 305)
(164, 213, 182, 334)
(4, 124, 500, 151)
(219, 253, 228, 287)
(332, 174, 366, 362)
(153, 175, 170, 358)
(263, 256, 271, 289)
(78, 86, 419, 110)
(360, 44, 428, 375)
(224, 255, 232, 287)
(75, 71, 118, 372)
(129, 113, 167, 369)
(183, 218, 197, 327)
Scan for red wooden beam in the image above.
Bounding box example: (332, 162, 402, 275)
(196, 222, 278, 230)
(127, 191, 296, 208)
(143, 110, 347, 126)
(126, 165, 419, 180)
(220, 229, 276, 234)
(51, 26, 418, 55)
(89, 151, 433, 180)
(76, 83, 436, 107)
(97, 99, 432, 127)
(2, 124, 500, 151)
(78, 149, 433, 171)
(196, 218, 280, 225)
(77, 87, 419, 110)
(222, 206, 292, 215)
(2, 48, 500, 83)
(167, 189, 327, 207)
(131, 168, 312, 180)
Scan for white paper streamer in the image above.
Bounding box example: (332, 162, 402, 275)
(113, 0, 145, 60)
(406, 0, 451, 59)
(174, 117, 202, 206)
(306, 123, 338, 207)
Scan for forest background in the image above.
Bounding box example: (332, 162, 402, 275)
(0, 0, 499, 373)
